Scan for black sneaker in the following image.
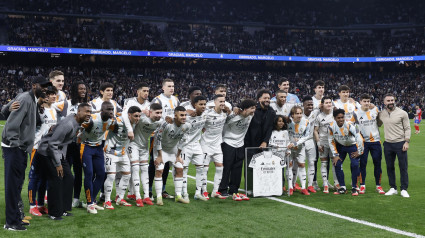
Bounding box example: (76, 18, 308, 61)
(334, 187, 347, 195)
(351, 188, 359, 196)
(4, 224, 27, 231)
(162, 191, 174, 199)
(49, 215, 63, 221)
(63, 212, 73, 217)
(149, 192, 154, 200)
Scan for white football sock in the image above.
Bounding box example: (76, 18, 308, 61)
(202, 166, 209, 192)
(287, 164, 293, 189)
(115, 173, 122, 190)
(174, 177, 183, 197)
(213, 166, 223, 193)
(195, 166, 203, 196)
(117, 174, 130, 200)
(154, 177, 163, 198)
(321, 160, 328, 187)
(131, 163, 140, 199)
(182, 167, 189, 196)
(292, 162, 298, 187)
(104, 173, 116, 202)
(298, 166, 307, 189)
(308, 160, 315, 187)
(140, 163, 149, 199)
(332, 164, 339, 186)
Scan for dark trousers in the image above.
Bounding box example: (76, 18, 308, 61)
(3, 147, 27, 226)
(359, 142, 382, 186)
(81, 144, 105, 204)
(28, 150, 47, 206)
(383, 141, 409, 190)
(148, 137, 170, 192)
(334, 144, 360, 188)
(38, 152, 73, 217)
(66, 142, 83, 199)
(219, 143, 245, 194)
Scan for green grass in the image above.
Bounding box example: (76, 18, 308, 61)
(0, 120, 423, 237)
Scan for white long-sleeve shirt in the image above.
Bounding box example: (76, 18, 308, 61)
(314, 110, 334, 147)
(34, 107, 57, 149)
(268, 130, 291, 156)
(354, 107, 381, 143)
(200, 108, 227, 154)
(122, 97, 150, 133)
(154, 121, 191, 154)
(131, 115, 163, 149)
(222, 113, 253, 148)
(104, 117, 131, 156)
(287, 117, 311, 148)
(178, 112, 207, 154)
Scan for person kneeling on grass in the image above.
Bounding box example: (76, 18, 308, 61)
(103, 106, 141, 209)
(328, 109, 364, 196)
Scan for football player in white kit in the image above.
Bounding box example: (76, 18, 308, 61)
(287, 106, 312, 196)
(270, 90, 294, 116)
(150, 78, 180, 199)
(312, 80, 325, 110)
(103, 107, 142, 209)
(180, 96, 208, 201)
(49, 70, 66, 103)
(300, 96, 319, 193)
(128, 103, 164, 206)
(122, 82, 151, 202)
(333, 85, 357, 123)
(180, 86, 202, 111)
(153, 106, 191, 205)
(201, 95, 230, 199)
(314, 96, 340, 193)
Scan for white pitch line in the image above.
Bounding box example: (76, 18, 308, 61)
(186, 174, 424, 238)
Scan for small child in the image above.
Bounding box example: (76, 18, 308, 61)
(268, 115, 292, 194)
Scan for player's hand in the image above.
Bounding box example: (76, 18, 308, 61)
(165, 116, 173, 124)
(10, 101, 20, 111)
(142, 109, 149, 116)
(318, 145, 324, 153)
(402, 142, 409, 151)
(287, 143, 295, 149)
(369, 103, 376, 109)
(349, 98, 355, 104)
(232, 107, 241, 115)
(351, 151, 360, 158)
(155, 156, 163, 167)
(332, 156, 341, 166)
(128, 131, 134, 140)
(259, 142, 267, 148)
(56, 165, 64, 178)
(186, 109, 196, 117)
(176, 155, 183, 164)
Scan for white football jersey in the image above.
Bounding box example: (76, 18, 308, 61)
(287, 117, 311, 147)
(249, 151, 285, 197)
(104, 117, 130, 156)
(122, 97, 150, 133)
(333, 99, 357, 123)
(154, 121, 191, 154)
(53, 99, 79, 120)
(314, 110, 334, 147)
(131, 116, 163, 149)
(270, 101, 294, 116)
(151, 93, 179, 119)
(34, 107, 57, 149)
(56, 90, 67, 103)
(312, 96, 322, 110)
(200, 108, 227, 154)
(303, 110, 319, 148)
(354, 107, 381, 143)
(268, 130, 290, 155)
(328, 120, 364, 157)
(179, 112, 207, 154)
(80, 113, 114, 147)
(91, 97, 123, 116)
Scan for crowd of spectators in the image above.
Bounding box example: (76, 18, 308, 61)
(5, 17, 424, 57)
(13, 0, 425, 27)
(1, 65, 423, 116)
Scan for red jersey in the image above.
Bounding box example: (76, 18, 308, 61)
(417, 108, 422, 119)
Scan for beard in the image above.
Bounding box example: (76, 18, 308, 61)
(386, 103, 395, 110)
(35, 88, 46, 99)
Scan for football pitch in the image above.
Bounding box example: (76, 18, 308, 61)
(0, 120, 424, 237)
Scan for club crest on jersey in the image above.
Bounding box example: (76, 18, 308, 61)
(44, 115, 48, 119)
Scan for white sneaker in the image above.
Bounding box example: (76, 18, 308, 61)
(93, 203, 105, 210)
(385, 188, 398, 196)
(183, 193, 190, 202)
(194, 193, 208, 201)
(400, 190, 410, 198)
(87, 204, 97, 214)
(71, 199, 80, 208)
